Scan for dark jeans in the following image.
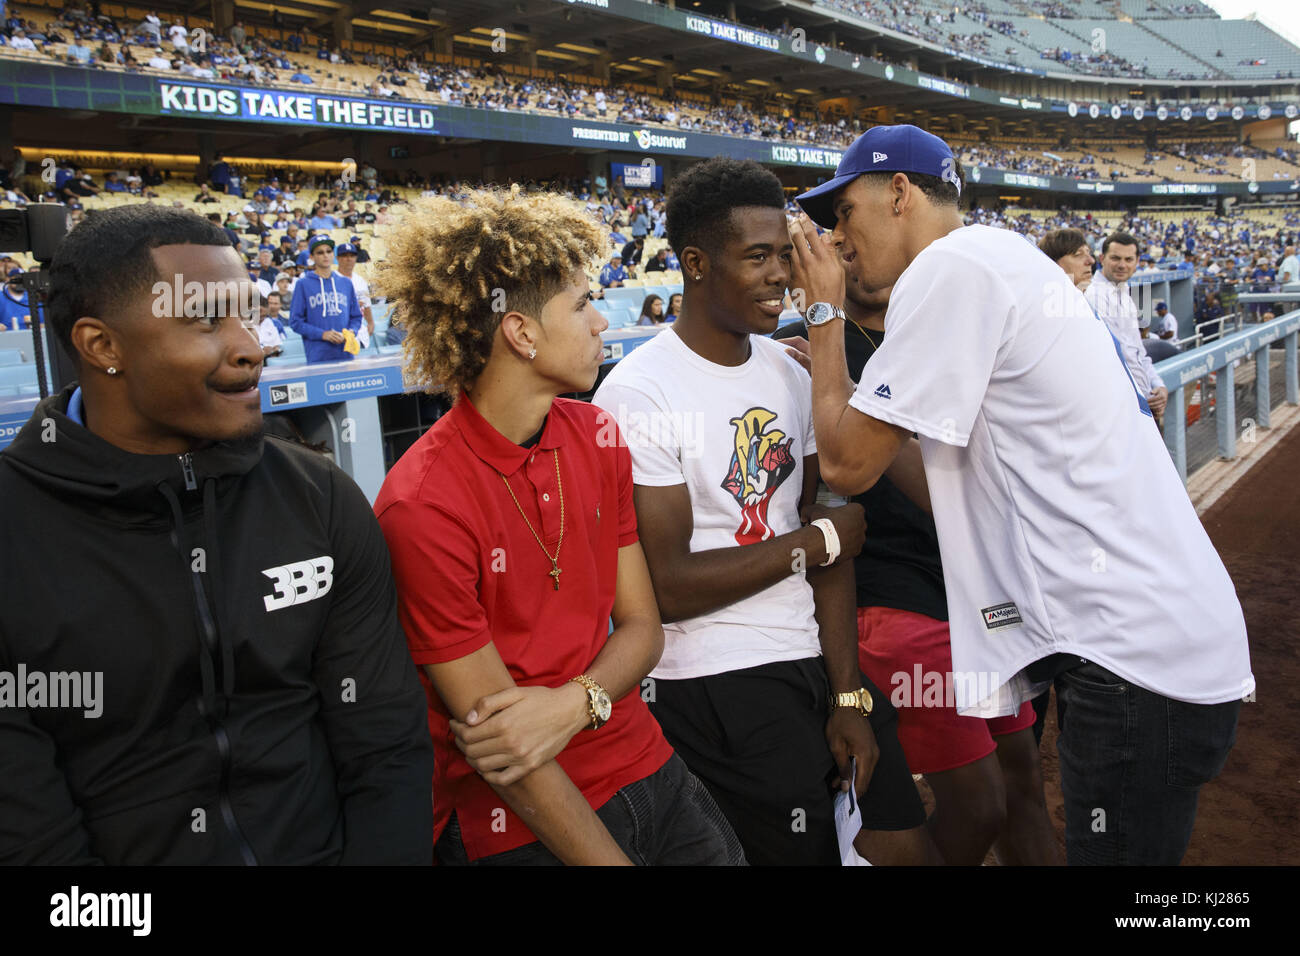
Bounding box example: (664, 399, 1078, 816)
(1054, 660, 1241, 866)
(434, 754, 747, 866)
(650, 658, 925, 867)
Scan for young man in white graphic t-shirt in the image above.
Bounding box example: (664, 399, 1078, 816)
(594, 157, 936, 866)
(790, 124, 1252, 866)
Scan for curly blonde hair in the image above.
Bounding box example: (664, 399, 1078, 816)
(372, 186, 606, 397)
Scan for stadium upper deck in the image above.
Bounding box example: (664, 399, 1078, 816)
(816, 0, 1300, 82)
(0, 0, 1297, 199)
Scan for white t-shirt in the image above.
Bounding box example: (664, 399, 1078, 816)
(1154, 310, 1178, 339)
(258, 316, 286, 349)
(345, 271, 371, 347)
(848, 224, 1252, 715)
(168, 24, 188, 48)
(593, 328, 821, 680)
(347, 271, 371, 311)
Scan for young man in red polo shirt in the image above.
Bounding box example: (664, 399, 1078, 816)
(372, 187, 745, 865)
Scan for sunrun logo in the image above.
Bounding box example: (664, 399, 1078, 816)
(635, 129, 688, 151)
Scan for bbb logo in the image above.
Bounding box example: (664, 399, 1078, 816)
(262, 556, 334, 611)
(872, 151, 888, 164)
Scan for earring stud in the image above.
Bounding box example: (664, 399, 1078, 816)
(106, 366, 118, 375)
(528, 348, 537, 360)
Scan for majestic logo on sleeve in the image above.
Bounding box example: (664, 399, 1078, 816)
(262, 556, 334, 611)
(721, 407, 797, 545)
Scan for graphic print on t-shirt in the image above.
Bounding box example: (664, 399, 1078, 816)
(721, 406, 797, 544)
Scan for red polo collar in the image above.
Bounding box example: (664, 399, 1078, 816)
(449, 390, 565, 477)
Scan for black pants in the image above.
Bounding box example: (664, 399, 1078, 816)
(649, 657, 925, 866)
(434, 754, 746, 865)
(1054, 660, 1241, 865)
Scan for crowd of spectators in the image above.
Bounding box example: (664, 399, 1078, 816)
(967, 203, 1300, 329)
(957, 142, 1107, 179)
(817, 0, 1257, 80)
(5, 6, 1299, 170)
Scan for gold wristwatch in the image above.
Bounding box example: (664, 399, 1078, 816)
(570, 674, 613, 730)
(832, 687, 873, 718)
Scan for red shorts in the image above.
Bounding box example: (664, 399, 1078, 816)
(857, 606, 1035, 775)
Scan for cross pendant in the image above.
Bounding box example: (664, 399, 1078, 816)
(549, 564, 562, 590)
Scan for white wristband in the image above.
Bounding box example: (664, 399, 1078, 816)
(811, 518, 840, 567)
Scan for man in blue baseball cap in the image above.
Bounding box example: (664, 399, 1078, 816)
(784, 123, 1250, 867)
(795, 124, 961, 233)
(0, 266, 32, 331)
(335, 242, 373, 347)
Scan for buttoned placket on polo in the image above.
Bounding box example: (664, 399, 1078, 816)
(455, 393, 567, 585)
(513, 448, 563, 558)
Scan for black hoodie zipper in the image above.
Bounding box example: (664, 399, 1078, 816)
(176, 453, 259, 866)
(180, 452, 198, 491)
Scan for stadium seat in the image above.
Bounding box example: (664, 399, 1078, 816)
(602, 288, 644, 312)
(0, 349, 24, 367)
(274, 337, 308, 363)
(0, 365, 37, 390)
(601, 308, 636, 329)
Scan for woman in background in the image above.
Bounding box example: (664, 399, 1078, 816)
(636, 294, 665, 326)
(664, 292, 682, 322)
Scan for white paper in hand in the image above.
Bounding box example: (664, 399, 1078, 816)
(834, 756, 872, 865)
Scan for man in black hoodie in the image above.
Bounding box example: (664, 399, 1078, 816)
(0, 205, 434, 864)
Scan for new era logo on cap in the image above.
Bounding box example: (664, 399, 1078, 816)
(873, 152, 888, 164)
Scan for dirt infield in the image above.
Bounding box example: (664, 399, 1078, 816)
(1035, 422, 1300, 865)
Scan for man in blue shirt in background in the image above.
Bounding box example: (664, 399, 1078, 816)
(599, 253, 627, 289)
(0, 268, 33, 330)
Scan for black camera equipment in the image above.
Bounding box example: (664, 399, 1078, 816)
(0, 203, 74, 399)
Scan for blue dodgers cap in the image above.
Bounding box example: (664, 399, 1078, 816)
(336, 243, 358, 256)
(796, 124, 961, 228)
(308, 233, 335, 252)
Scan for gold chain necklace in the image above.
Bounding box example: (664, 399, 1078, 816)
(848, 317, 883, 349)
(499, 449, 565, 590)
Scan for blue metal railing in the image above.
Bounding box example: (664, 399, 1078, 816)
(1155, 301, 1300, 483)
